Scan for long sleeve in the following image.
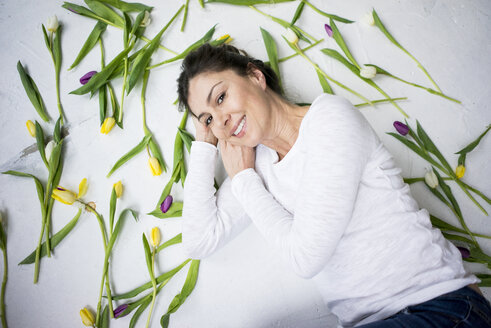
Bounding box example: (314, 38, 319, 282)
(230, 96, 377, 278)
(181, 140, 251, 259)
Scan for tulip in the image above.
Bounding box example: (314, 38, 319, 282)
(150, 227, 161, 248)
(140, 11, 151, 27)
(455, 165, 465, 179)
(46, 15, 59, 32)
(393, 121, 409, 136)
(77, 178, 88, 198)
(100, 117, 116, 134)
(113, 304, 129, 318)
(113, 181, 123, 198)
(217, 34, 232, 44)
(86, 201, 96, 211)
(79, 71, 97, 85)
(45, 140, 55, 162)
(80, 307, 95, 326)
(148, 157, 162, 176)
(26, 120, 36, 137)
(160, 195, 173, 213)
(324, 23, 333, 37)
(424, 170, 438, 188)
(284, 27, 298, 45)
(361, 12, 375, 26)
(359, 65, 377, 79)
(52, 187, 77, 205)
(457, 246, 470, 259)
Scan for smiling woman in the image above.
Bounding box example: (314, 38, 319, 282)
(176, 43, 491, 327)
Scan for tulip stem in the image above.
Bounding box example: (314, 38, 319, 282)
(47, 31, 65, 125)
(33, 216, 46, 284)
(369, 82, 409, 118)
(119, 58, 128, 124)
(145, 249, 158, 328)
(354, 97, 407, 108)
(1, 244, 8, 328)
(276, 39, 324, 63)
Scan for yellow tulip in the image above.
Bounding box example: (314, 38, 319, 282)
(456, 165, 465, 179)
(113, 181, 123, 198)
(80, 307, 95, 326)
(100, 117, 116, 134)
(148, 157, 162, 176)
(26, 120, 36, 137)
(218, 34, 232, 44)
(151, 227, 161, 247)
(52, 187, 77, 205)
(78, 178, 88, 198)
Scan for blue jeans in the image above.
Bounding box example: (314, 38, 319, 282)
(357, 286, 491, 327)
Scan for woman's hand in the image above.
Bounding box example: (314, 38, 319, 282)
(219, 140, 256, 179)
(191, 115, 218, 146)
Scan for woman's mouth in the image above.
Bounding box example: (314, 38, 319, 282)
(232, 115, 246, 138)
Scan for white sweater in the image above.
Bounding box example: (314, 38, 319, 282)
(182, 93, 479, 327)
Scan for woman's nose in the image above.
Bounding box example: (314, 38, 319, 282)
(214, 111, 231, 129)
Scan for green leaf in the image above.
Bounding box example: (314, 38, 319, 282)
(386, 132, 431, 163)
(432, 167, 463, 218)
(177, 128, 194, 153)
(129, 297, 151, 328)
(109, 187, 117, 233)
(70, 45, 133, 95)
(442, 232, 474, 244)
(53, 26, 62, 75)
(156, 233, 182, 253)
(300, 0, 353, 23)
(126, 5, 184, 94)
(85, 0, 125, 27)
(142, 233, 154, 280)
(429, 214, 466, 234)
(148, 202, 183, 219)
(97, 0, 152, 13)
(315, 70, 333, 94)
(160, 313, 170, 328)
(19, 209, 82, 264)
(99, 84, 108, 125)
(416, 120, 453, 173)
(107, 134, 152, 177)
(2, 171, 45, 216)
(16, 61, 50, 122)
(173, 130, 184, 173)
(372, 9, 404, 51)
(260, 27, 282, 92)
(62, 2, 111, 25)
(455, 124, 491, 156)
(148, 136, 167, 173)
(123, 11, 131, 46)
(34, 121, 48, 167)
(106, 208, 138, 255)
(41, 25, 50, 50)
(152, 167, 179, 212)
(112, 259, 191, 300)
(53, 117, 63, 143)
(290, 1, 305, 25)
(329, 18, 359, 68)
(69, 21, 107, 70)
(101, 304, 109, 328)
(205, 0, 295, 4)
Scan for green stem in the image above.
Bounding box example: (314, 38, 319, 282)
(387, 74, 460, 103)
(181, 0, 190, 32)
(33, 216, 46, 284)
(119, 58, 128, 123)
(354, 97, 407, 108)
(405, 51, 442, 93)
(44, 198, 55, 257)
(48, 33, 64, 125)
(370, 82, 409, 118)
(272, 38, 323, 64)
(0, 248, 7, 328)
(455, 179, 488, 216)
(145, 250, 157, 328)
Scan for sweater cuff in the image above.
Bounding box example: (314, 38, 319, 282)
(231, 168, 263, 203)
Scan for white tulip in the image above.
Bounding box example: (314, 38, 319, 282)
(45, 140, 55, 162)
(140, 11, 151, 27)
(284, 27, 298, 45)
(361, 12, 375, 26)
(424, 170, 439, 189)
(46, 15, 59, 32)
(359, 65, 377, 79)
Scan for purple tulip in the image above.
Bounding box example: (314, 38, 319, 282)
(79, 71, 97, 85)
(160, 195, 173, 213)
(457, 246, 470, 259)
(113, 304, 128, 318)
(324, 24, 333, 37)
(393, 121, 409, 136)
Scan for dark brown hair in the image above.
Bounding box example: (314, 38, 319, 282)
(176, 42, 286, 116)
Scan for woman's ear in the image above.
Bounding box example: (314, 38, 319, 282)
(247, 63, 267, 90)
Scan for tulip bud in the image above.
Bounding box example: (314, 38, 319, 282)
(424, 170, 438, 188)
(455, 165, 465, 179)
(52, 187, 77, 205)
(393, 121, 409, 136)
(148, 157, 162, 176)
(46, 15, 59, 32)
(160, 195, 173, 213)
(100, 117, 116, 135)
(86, 201, 96, 211)
(26, 120, 36, 137)
(150, 227, 161, 247)
(359, 65, 377, 79)
(284, 27, 298, 45)
(457, 246, 470, 259)
(78, 178, 88, 198)
(324, 24, 333, 37)
(113, 304, 129, 318)
(79, 71, 97, 85)
(140, 11, 151, 27)
(113, 181, 123, 198)
(217, 34, 232, 44)
(80, 307, 95, 326)
(361, 12, 375, 26)
(44, 140, 55, 162)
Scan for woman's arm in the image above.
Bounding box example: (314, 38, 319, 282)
(230, 96, 377, 278)
(182, 140, 251, 259)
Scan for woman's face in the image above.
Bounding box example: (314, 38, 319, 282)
(187, 67, 271, 147)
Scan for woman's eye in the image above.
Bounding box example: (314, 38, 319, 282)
(217, 92, 225, 105)
(206, 116, 212, 126)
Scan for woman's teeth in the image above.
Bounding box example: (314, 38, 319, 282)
(233, 116, 246, 136)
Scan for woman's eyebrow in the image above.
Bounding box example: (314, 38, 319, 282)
(206, 81, 223, 106)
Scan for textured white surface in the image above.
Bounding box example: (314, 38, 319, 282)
(0, 0, 490, 327)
